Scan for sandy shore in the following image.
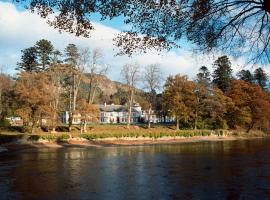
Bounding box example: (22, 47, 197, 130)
(93, 135, 244, 145)
(0, 135, 262, 151)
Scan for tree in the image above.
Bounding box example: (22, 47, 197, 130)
(51, 50, 62, 64)
(254, 67, 268, 90)
(228, 80, 270, 132)
(14, 72, 56, 133)
(194, 66, 211, 129)
(86, 49, 108, 104)
(47, 63, 71, 132)
(64, 44, 81, 131)
(65, 44, 79, 67)
(15, 1, 270, 63)
(196, 66, 211, 87)
(0, 73, 13, 118)
(121, 63, 140, 128)
(35, 39, 54, 71)
(143, 64, 162, 128)
(212, 56, 233, 93)
(237, 70, 253, 83)
(77, 99, 99, 133)
(110, 87, 129, 105)
(201, 87, 231, 129)
(17, 47, 39, 72)
(163, 75, 196, 130)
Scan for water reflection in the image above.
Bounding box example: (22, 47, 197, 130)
(1, 139, 270, 200)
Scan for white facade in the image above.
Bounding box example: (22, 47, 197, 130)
(99, 103, 142, 124)
(62, 103, 144, 124)
(62, 111, 82, 125)
(141, 110, 160, 123)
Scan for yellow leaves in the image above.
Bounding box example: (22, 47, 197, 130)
(14, 72, 58, 124)
(77, 99, 100, 122)
(163, 74, 196, 121)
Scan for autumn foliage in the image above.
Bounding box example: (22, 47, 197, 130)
(228, 80, 270, 132)
(1, 40, 270, 134)
(14, 72, 56, 133)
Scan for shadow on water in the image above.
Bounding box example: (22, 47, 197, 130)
(1, 138, 270, 200)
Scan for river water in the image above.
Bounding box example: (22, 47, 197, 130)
(1, 138, 270, 200)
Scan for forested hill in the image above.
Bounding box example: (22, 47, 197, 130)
(82, 73, 143, 105)
(83, 74, 138, 96)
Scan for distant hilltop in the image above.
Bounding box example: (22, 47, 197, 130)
(83, 73, 142, 96)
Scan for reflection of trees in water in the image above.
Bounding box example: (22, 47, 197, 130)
(5, 139, 270, 199)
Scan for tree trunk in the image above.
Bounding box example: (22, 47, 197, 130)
(51, 112, 57, 133)
(68, 111, 73, 132)
(194, 110, 198, 130)
(80, 122, 83, 134)
(90, 85, 97, 104)
(176, 117, 180, 130)
(80, 119, 87, 134)
(73, 90, 77, 111)
(73, 74, 80, 111)
(87, 78, 93, 104)
(148, 106, 151, 129)
(163, 114, 166, 123)
(127, 90, 133, 129)
(52, 127, 56, 133)
(83, 120, 87, 133)
(31, 120, 36, 134)
(246, 122, 255, 133)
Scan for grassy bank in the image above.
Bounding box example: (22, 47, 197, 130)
(0, 124, 269, 145)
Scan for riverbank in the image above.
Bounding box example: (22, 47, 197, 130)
(1, 134, 268, 152)
(1, 125, 269, 151)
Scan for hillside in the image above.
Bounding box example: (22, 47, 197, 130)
(83, 74, 142, 97)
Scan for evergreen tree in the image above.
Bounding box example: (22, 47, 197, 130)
(64, 44, 79, 67)
(254, 67, 268, 90)
(17, 47, 39, 72)
(64, 44, 80, 131)
(212, 56, 233, 93)
(51, 50, 62, 64)
(35, 39, 54, 71)
(196, 66, 211, 87)
(237, 69, 253, 83)
(194, 66, 211, 129)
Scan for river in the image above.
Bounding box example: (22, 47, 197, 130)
(1, 138, 270, 200)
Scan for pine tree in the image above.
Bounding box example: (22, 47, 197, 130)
(64, 44, 79, 67)
(35, 39, 54, 71)
(194, 66, 211, 129)
(196, 66, 211, 87)
(17, 47, 39, 72)
(254, 67, 268, 90)
(212, 56, 233, 93)
(237, 69, 253, 83)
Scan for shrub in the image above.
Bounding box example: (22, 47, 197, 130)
(0, 119, 11, 127)
(57, 134, 70, 141)
(40, 134, 57, 141)
(28, 135, 40, 141)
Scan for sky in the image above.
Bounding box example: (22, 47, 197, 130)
(0, 1, 266, 83)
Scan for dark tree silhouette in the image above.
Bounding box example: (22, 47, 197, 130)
(196, 66, 211, 86)
(35, 39, 54, 70)
(17, 47, 39, 72)
(64, 44, 79, 67)
(212, 56, 233, 93)
(13, 0, 270, 62)
(254, 67, 268, 90)
(237, 70, 254, 83)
